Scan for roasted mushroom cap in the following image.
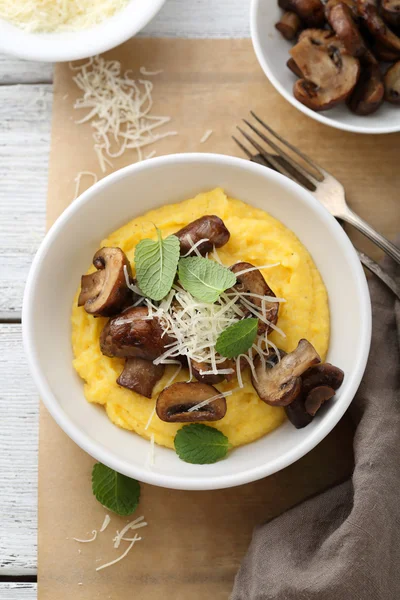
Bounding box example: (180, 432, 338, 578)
(291, 35, 360, 110)
(230, 262, 279, 334)
(384, 60, 400, 103)
(156, 382, 226, 422)
(278, 0, 325, 27)
(301, 362, 344, 395)
(175, 215, 230, 256)
(252, 339, 321, 406)
(287, 57, 304, 77)
(285, 395, 313, 428)
(117, 358, 165, 398)
(100, 306, 171, 361)
(78, 247, 134, 317)
(325, 0, 359, 19)
(358, 0, 400, 52)
(190, 360, 226, 384)
(373, 40, 400, 61)
(276, 11, 303, 40)
(327, 2, 369, 57)
(305, 385, 336, 416)
(298, 27, 339, 46)
(348, 63, 384, 114)
(381, 0, 400, 29)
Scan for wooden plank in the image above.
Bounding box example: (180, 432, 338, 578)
(0, 84, 51, 317)
(0, 583, 37, 600)
(0, 324, 38, 576)
(0, 55, 53, 85)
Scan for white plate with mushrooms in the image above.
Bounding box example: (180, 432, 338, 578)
(251, 0, 400, 134)
(23, 154, 371, 490)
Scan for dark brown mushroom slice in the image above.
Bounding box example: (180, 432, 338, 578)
(275, 11, 303, 40)
(373, 40, 400, 61)
(301, 362, 344, 396)
(285, 394, 313, 428)
(325, 0, 359, 19)
(175, 215, 230, 256)
(327, 2, 369, 57)
(77, 247, 134, 317)
(291, 35, 360, 110)
(252, 339, 321, 406)
(190, 359, 226, 384)
(384, 60, 400, 102)
(230, 262, 279, 334)
(156, 382, 226, 423)
(381, 0, 400, 29)
(100, 306, 171, 361)
(358, 0, 400, 52)
(117, 358, 165, 398)
(287, 57, 304, 77)
(278, 0, 325, 27)
(305, 385, 336, 416)
(348, 63, 384, 113)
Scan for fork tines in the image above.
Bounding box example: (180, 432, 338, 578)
(233, 112, 325, 192)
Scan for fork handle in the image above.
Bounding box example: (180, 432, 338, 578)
(340, 208, 400, 265)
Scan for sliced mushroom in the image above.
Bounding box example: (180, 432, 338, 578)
(325, 0, 359, 19)
(285, 395, 313, 428)
(305, 385, 336, 416)
(230, 262, 279, 334)
(301, 362, 344, 396)
(358, 0, 400, 52)
(327, 2, 369, 57)
(175, 215, 230, 256)
(191, 359, 226, 384)
(252, 339, 321, 406)
(78, 247, 134, 317)
(100, 306, 171, 360)
(287, 57, 304, 76)
(381, 0, 400, 29)
(384, 60, 400, 102)
(373, 40, 400, 61)
(298, 27, 339, 46)
(291, 35, 360, 110)
(117, 358, 165, 398)
(276, 11, 303, 40)
(348, 63, 384, 113)
(156, 382, 226, 422)
(278, 0, 325, 27)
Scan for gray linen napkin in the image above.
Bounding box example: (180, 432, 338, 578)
(232, 254, 400, 600)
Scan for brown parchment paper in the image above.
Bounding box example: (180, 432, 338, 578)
(39, 38, 399, 600)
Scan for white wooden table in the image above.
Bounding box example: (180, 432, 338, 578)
(0, 1, 250, 598)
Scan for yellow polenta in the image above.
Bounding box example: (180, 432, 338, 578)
(71, 188, 330, 449)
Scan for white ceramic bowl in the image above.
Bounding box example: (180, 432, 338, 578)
(23, 154, 371, 490)
(251, 0, 400, 134)
(0, 0, 165, 62)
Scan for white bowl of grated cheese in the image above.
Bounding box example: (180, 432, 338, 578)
(0, 0, 166, 62)
(23, 154, 371, 490)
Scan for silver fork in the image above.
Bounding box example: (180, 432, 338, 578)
(233, 112, 400, 266)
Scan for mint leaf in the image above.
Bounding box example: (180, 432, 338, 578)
(92, 463, 140, 516)
(174, 424, 231, 464)
(178, 257, 237, 303)
(215, 318, 258, 358)
(135, 228, 180, 301)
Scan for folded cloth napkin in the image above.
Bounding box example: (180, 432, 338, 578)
(232, 253, 400, 600)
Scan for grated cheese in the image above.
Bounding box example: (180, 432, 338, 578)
(99, 514, 111, 533)
(73, 171, 98, 200)
(144, 407, 156, 431)
(73, 530, 97, 543)
(200, 129, 213, 144)
(96, 534, 142, 572)
(113, 516, 147, 549)
(71, 56, 178, 171)
(0, 0, 129, 33)
(140, 67, 164, 76)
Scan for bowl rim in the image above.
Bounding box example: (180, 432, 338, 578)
(250, 0, 400, 135)
(22, 153, 372, 490)
(0, 0, 166, 62)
